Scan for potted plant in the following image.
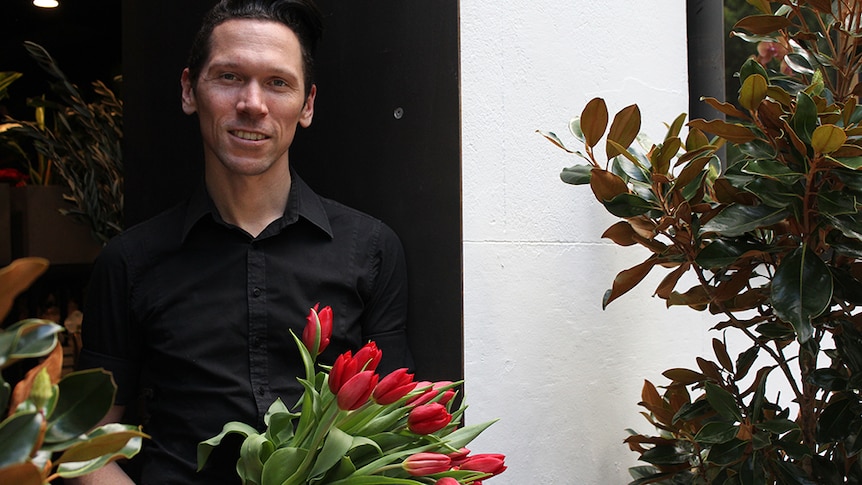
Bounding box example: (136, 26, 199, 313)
(0, 257, 146, 483)
(0, 41, 122, 263)
(540, 1, 862, 482)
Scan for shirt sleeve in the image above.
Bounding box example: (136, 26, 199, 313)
(362, 221, 414, 375)
(77, 237, 141, 405)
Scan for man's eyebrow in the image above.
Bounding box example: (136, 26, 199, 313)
(206, 60, 301, 79)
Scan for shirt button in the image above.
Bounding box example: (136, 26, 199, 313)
(253, 287, 262, 297)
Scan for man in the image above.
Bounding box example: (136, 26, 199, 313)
(75, 1, 413, 483)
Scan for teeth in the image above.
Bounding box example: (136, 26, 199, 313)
(233, 130, 266, 141)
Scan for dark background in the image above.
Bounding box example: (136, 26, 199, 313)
(1, 1, 463, 383)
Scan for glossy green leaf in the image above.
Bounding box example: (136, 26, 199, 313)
(741, 159, 803, 185)
(696, 240, 760, 269)
(610, 149, 650, 183)
(807, 368, 848, 391)
(568, 117, 585, 142)
(812, 124, 847, 154)
(56, 435, 144, 478)
(602, 193, 654, 218)
(816, 396, 858, 442)
(559, 165, 592, 185)
(54, 424, 146, 466)
(0, 411, 43, 467)
(705, 381, 743, 422)
(818, 189, 857, 216)
(771, 247, 832, 344)
(705, 438, 747, 466)
(639, 445, 688, 465)
(9, 319, 63, 361)
(739, 57, 769, 84)
(695, 421, 739, 444)
(743, 177, 801, 209)
(757, 419, 799, 435)
(830, 156, 862, 169)
(734, 346, 760, 380)
(536, 130, 574, 154)
(581, 97, 608, 148)
(673, 400, 713, 424)
(790, 91, 817, 144)
(700, 204, 789, 237)
(45, 369, 116, 444)
(606, 104, 641, 158)
(739, 74, 768, 111)
(309, 427, 353, 479)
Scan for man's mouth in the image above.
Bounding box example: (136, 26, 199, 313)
(232, 130, 268, 141)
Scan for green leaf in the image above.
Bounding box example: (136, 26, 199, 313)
(0, 411, 43, 468)
(757, 419, 799, 436)
(818, 189, 858, 216)
(790, 91, 817, 144)
(700, 204, 789, 237)
(741, 159, 803, 185)
(771, 247, 832, 344)
(441, 419, 498, 450)
(705, 381, 743, 422)
(309, 427, 354, 479)
(705, 438, 747, 466)
(639, 444, 688, 465)
(261, 447, 308, 485)
(9, 319, 63, 361)
(696, 240, 761, 269)
(695, 421, 739, 444)
(45, 369, 116, 444)
(560, 165, 592, 185)
(327, 476, 426, 485)
(739, 58, 769, 85)
(56, 435, 144, 478)
(197, 421, 259, 471)
(53, 424, 146, 468)
(816, 395, 859, 443)
(602, 193, 655, 218)
(238, 433, 274, 484)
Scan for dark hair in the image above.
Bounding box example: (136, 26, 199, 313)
(187, 0, 324, 96)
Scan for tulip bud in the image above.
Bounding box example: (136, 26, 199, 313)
(458, 453, 507, 476)
(408, 402, 452, 435)
(336, 370, 379, 411)
(302, 304, 333, 356)
(373, 368, 416, 405)
(353, 342, 382, 372)
(329, 351, 357, 394)
(434, 478, 459, 485)
(402, 452, 452, 476)
(408, 381, 456, 407)
(447, 448, 470, 467)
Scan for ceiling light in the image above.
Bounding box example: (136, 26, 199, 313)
(33, 0, 59, 8)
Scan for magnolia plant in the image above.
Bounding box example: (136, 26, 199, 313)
(199, 305, 506, 485)
(0, 258, 146, 483)
(541, 1, 862, 483)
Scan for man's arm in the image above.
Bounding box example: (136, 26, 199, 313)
(66, 405, 135, 485)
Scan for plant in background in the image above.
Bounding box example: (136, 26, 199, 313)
(0, 258, 146, 483)
(199, 305, 506, 485)
(0, 41, 123, 244)
(540, 1, 862, 483)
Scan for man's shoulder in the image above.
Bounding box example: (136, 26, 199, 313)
(101, 202, 189, 262)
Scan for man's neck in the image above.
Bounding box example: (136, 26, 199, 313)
(205, 168, 292, 238)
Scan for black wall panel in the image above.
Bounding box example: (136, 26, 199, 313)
(122, 1, 463, 382)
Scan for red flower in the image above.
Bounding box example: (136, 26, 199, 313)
(434, 478, 459, 485)
(301, 303, 332, 356)
(408, 402, 452, 435)
(329, 342, 382, 394)
(402, 452, 451, 476)
(408, 381, 456, 407)
(458, 453, 507, 476)
(373, 368, 416, 405)
(0, 168, 28, 187)
(336, 370, 378, 411)
(447, 447, 470, 467)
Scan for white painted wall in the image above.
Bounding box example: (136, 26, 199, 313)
(460, 1, 719, 483)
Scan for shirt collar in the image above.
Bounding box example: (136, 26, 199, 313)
(181, 171, 333, 242)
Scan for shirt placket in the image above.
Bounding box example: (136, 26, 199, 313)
(247, 244, 269, 425)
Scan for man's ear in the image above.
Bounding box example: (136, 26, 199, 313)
(299, 84, 316, 128)
(180, 68, 197, 115)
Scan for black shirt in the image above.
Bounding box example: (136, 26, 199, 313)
(78, 174, 413, 484)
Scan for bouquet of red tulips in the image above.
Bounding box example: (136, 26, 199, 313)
(198, 304, 506, 484)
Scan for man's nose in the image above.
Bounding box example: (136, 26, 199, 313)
(236, 82, 268, 116)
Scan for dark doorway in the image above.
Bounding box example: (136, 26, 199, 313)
(121, 1, 463, 382)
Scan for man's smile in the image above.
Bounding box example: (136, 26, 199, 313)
(231, 130, 269, 141)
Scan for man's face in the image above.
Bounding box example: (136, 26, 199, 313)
(181, 19, 316, 178)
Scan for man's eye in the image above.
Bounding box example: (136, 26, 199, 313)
(220, 73, 239, 81)
(271, 79, 288, 88)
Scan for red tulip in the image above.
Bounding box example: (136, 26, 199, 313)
(402, 452, 451, 476)
(458, 453, 507, 476)
(408, 402, 452, 435)
(373, 368, 416, 405)
(434, 479, 459, 485)
(336, 370, 379, 410)
(353, 341, 382, 372)
(329, 351, 357, 393)
(408, 381, 456, 407)
(447, 448, 470, 467)
(302, 304, 332, 356)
